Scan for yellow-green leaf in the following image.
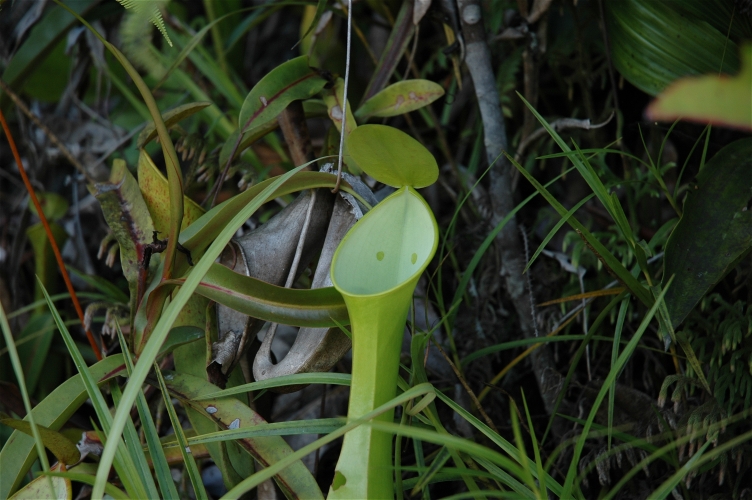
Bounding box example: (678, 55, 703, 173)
(355, 79, 444, 120)
(345, 125, 438, 188)
(646, 44, 752, 131)
(0, 417, 80, 465)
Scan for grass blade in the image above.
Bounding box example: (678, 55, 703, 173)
(154, 363, 209, 500)
(94, 162, 309, 500)
(116, 326, 179, 499)
(38, 279, 149, 499)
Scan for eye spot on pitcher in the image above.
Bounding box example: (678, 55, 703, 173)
(376, 251, 385, 261)
(411, 253, 417, 264)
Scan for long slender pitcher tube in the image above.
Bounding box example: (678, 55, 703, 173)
(329, 187, 438, 499)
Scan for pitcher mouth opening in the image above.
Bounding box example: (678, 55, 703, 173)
(331, 187, 439, 299)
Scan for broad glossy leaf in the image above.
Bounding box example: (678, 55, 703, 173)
(0, 355, 125, 499)
(157, 370, 324, 499)
(346, 125, 438, 188)
(355, 80, 444, 120)
(138, 149, 205, 234)
(10, 463, 71, 500)
(662, 138, 752, 327)
(606, 0, 748, 96)
(137, 101, 212, 147)
(167, 263, 349, 328)
(238, 56, 328, 134)
(646, 44, 752, 131)
(0, 417, 80, 465)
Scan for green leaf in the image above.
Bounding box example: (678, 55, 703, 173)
(295, 0, 329, 49)
(223, 384, 436, 499)
(345, 125, 439, 188)
(238, 56, 328, 134)
(27, 192, 69, 222)
(94, 164, 308, 499)
(179, 171, 347, 254)
(44, 471, 129, 500)
(137, 101, 212, 147)
(646, 44, 752, 131)
(157, 370, 324, 499)
(0, 417, 80, 465)
(153, 366, 208, 500)
(355, 80, 445, 120)
(40, 283, 154, 499)
(560, 280, 673, 498)
(158, 326, 205, 357)
(89, 158, 156, 300)
(167, 262, 349, 328)
(0, 353, 125, 499)
(26, 223, 69, 317)
(0, 0, 98, 106)
(10, 463, 71, 500)
(117, 327, 180, 500)
(197, 372, 352, 400)
(662, 138, 752, 327)
(605, 0, 748, 96)
(138, 149, 205, 234)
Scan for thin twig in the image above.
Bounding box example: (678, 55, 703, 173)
(332, 0, 352, 194)
(0, 78, 95, 184)
(431, 337, 500, 434)
(0, 107, 103, 360)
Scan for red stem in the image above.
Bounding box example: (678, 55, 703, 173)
(0, 108, 103, 361)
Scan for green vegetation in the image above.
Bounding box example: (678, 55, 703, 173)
(0, 0, 751, 498)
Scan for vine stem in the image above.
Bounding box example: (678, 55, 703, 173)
(0, 107, 103, 360)
(332, 0, 352, 193)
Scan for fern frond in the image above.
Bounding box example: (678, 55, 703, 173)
(116, 0, 172, 47)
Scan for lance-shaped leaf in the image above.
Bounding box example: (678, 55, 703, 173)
(179, 171, 350, 255)
(323, 78, 357, 135)
(10, 462, 71, 500)
(89, 159, 156, 292)
(0, 355, 125, 499)
(662, 138, 752, 327)
(138, 149, 205, 234)
(322, 77, 361, 174)
(137, 101, 212, 147)
(238, 56, 328, 134)
(166, 262, 349, 328)
(0, 417, 80, 465)
(646, 44, 752, 132)
(155, 370, 324, 499)
(355, 80, 445, 121)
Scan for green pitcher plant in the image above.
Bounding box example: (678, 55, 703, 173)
(328, 124, 439, 499)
